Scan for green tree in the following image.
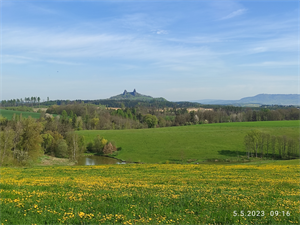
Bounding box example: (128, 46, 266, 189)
(265, 133, 271, 158)
(41, 133, 54, 153)
(72, 114, 77, 128)
(158, 117, 166, 127)
(244, 133, 252, 158)
(19, 117, 43, 161)
(258, 132, 266, 158)
(75, 116, 83, 130)
(244, 130, 261, 158)
(37, 97, 40, 108)
(282, 136, 288, 159)
(84, 115, 90, 129)
(12, 120, 23, 154)
(69, 110, 74, 118)
(61, 110, 68, 123)
(66, 132, 85, 161)
(277, 136, 283, 159)
(44, 130, 64, 156)
(0, 115, 8, 126)
(144, 114, 158, 128)
(270, 136, 277, 159)
(90, 117, 100, 130)
(55, 139, 68, 158)
(287, 138, 299, 159)
(0, 127, 14, 166)
(93, 135, 105, 154)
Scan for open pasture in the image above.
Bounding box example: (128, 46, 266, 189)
(77, 120, 300, 163)
(0, 160, 299, 224)
(0, 109, 42, 120)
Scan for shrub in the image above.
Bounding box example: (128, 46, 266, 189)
(55, 139, 68, 158)
(103, 142, 117, 155)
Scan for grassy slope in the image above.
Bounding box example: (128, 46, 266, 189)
(0, 109, 41, 120)
(77, 120, 300, 163)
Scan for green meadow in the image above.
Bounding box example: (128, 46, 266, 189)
(77, 120, 300, 163)
(0, 109, 42, 120)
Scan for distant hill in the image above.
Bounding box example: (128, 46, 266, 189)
(193, 94, 300, 106)
(108, 89, 167, 101)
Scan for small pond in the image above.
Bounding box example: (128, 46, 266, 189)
(76, 155, 125, 166)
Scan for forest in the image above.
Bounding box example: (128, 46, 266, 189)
(44, 102, 300, 130)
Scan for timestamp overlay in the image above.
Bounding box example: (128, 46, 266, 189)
(232, 210, 298, 224)
(233, 210, 292, 219)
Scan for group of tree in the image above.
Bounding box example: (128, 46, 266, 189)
(244, 130, 299, 159)
(86, 135, 117, 155)
(0, 111, 116, 166)
(1, 97, 43, 107)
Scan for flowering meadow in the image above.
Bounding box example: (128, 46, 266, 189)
(1, 160, 299, 224)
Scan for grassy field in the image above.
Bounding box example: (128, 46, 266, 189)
(77, 120, 300, 163)
(0, 160, 299, 224)
(0, 109, 42, 120)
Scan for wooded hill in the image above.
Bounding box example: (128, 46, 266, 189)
(109, 89, 167, 101)
(194, 94, 300, 106)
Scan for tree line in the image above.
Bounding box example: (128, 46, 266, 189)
(43, 103, 300, 131)
(1, 97, 45, 107)
(1, 98, 204, 109)
(244, 130, 299, 159)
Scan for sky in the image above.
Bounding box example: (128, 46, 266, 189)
(1, 0, 299, 102)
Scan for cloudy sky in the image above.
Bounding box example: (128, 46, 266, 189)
(1, 0, 298, 102)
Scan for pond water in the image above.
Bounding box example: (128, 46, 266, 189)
(76, 155, 125, 166)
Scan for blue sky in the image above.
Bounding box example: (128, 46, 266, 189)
(1, 0, 299, 102)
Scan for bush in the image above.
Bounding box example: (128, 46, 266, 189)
(86, 142, 94, 152)
(55, 139, 68, 158)
(93, 135, 106, 154)
(103, 142, 117, 155)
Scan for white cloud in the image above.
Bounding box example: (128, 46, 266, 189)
(2, 54, 83, 65)
(249, 47, 267, 54)
(27, 3, 58, 15)
(156, 30, 168, 35)
(238, 61, 298, 67)
(2, 26, 222, 70)
(220, 8, 247, 20)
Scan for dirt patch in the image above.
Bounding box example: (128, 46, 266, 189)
(38, 155, 75, 166)
(187, 108, 213, 112)
(33, 108, 48, 112)
(107, 107, 121, 110)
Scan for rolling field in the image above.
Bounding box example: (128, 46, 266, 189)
(0, 160, 299, 224)
(77, 120, 300, 163)
(0, 109, 42, 120)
